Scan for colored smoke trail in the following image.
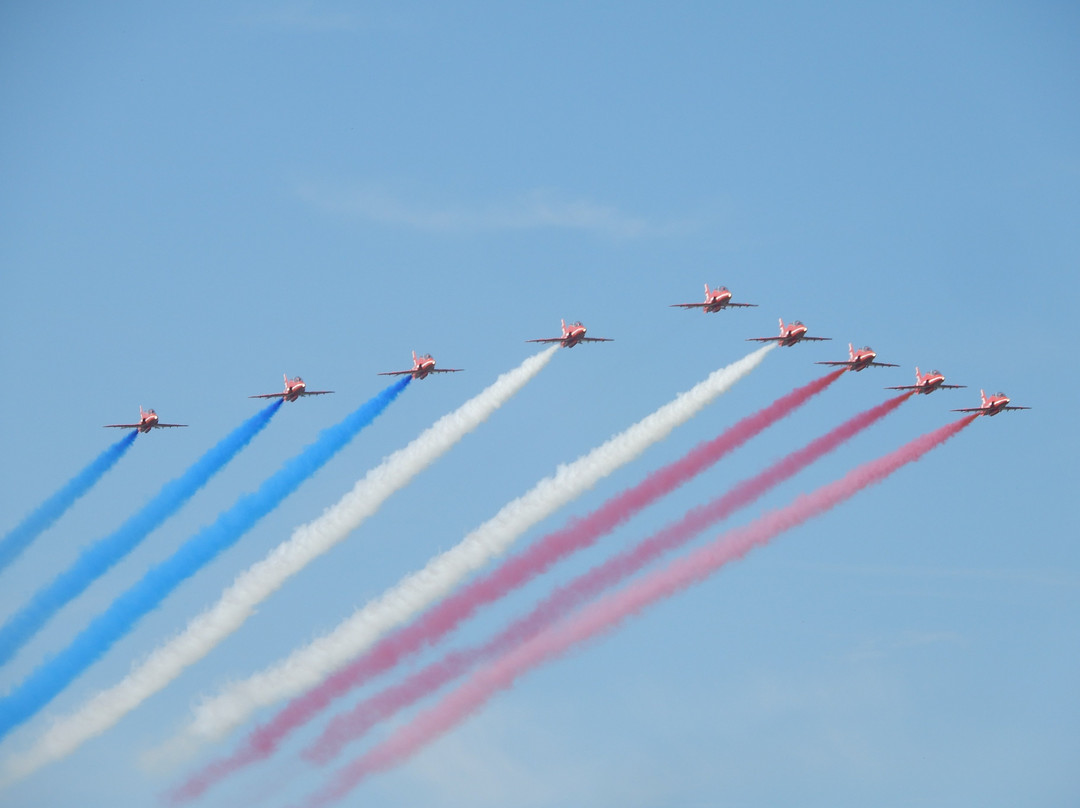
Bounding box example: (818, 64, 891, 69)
(0, 350, 555, 784)
(0, 431, 138, 575)
(293, 416, 976, 808)
(170, 363, 837, 796)
(0, 380, 407, 740)
(164, 344, 774, 765)
(304, 391, 910, 765)
(0, 402, 283, 669)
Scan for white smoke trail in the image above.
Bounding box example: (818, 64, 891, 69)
(0, 348, 557, 786)
(161, 344, 773, 762)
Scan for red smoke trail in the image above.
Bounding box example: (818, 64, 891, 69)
(166, 370, 843, 804)
(296, 416, 976, 808)
(306, 392, 912, 763)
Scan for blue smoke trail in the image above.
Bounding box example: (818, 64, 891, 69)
(0, 432, 138, 575)
(0, 401, 283, 668)
(0, 377, 409, 739)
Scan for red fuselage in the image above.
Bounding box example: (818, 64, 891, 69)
(412, 357, 437, 379)
(979, 393, 1011, 415)
(913, 372, 947, 393)
(137, 411, 160, 433)
(778, 322, 808, 346)
(847, 348, 877, 371)
(283, 378, 307, 402)
(561, 323, 589, 347)
(702, 287, 733, 312)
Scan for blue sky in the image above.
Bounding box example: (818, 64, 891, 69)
(1, 2, 1077, 805)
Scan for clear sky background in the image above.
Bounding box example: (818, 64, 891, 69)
(1, 2, 1077, 806)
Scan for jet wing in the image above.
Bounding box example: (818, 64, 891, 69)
(153, 423, 188, 428)
(816, 360, 900, 368)
(297, 390, 334, 395)
(428, 368, 464, 373)
(578, 337, 613, 343)
(377, 370, 415, 376)
(249, 392, 287, 399)
(525, 338, 565, 343)
(672, 302, 757, 309)
(746, 336, 831, 342)
(103, 423, 141, 429)
(951, 405, 1031, 413)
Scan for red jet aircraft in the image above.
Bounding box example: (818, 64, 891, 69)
(526, 319, 613, 348)
(816, 343, 900, 372)
(952, 389, 1031, 417)
(747, 318, 831, 347)
(885, 367, 966, 395)
(378, 351, 463, 380)
(250, 374, 334, 402)
(670, 283, 758, 312)
(103, 406, 187, 433)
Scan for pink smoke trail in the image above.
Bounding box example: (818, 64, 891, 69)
(306, 392, 912, 763)
(296, 415, 976, 808)
(165, 370, 843, 804)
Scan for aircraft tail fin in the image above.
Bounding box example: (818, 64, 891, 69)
(848, 342, 855, 360)
(980, 389, 987, 405)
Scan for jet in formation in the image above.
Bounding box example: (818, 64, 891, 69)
(670, 284, 758, 313)
(379, 351, 463, 380)
(886, 367, 966, 395)
(527, 319, 613, 348)
(816, 343, 900, 372)
(952, 390, 1031, 417)
(747, 318, 831, 347)
(250, 374, 334, 402)
(90, 303, 1031, 433)
(103, 406, 187, 433)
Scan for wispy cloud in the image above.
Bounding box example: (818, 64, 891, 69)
(847, 630, 965, 662)
(298, 182, 694, 238)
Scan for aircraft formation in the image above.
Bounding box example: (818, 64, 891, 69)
(102, 283, 1029, 430)
(4, 280, 1032, 802)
